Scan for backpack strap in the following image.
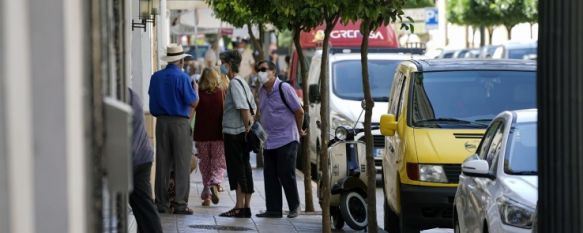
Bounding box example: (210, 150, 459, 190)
(231, 78, 255, 116)
(279, 82, 295, 114)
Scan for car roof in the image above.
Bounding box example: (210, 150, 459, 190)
(323, 52, 426, 61)
(410, 59, 536, 72)
(512, 109, 538, 123)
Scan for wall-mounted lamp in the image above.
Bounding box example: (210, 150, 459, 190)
(132, 0, 160, 31)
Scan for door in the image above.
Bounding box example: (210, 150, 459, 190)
(384, 70, 406, 212)
(460, 120, 503, 232)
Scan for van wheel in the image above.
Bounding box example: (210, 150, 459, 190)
(384, 197, 399, 233)
(339, 191, 368, 230)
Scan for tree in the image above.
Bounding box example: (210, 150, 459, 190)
(266, 0, 322, 213)
(206, 0, 266, 60)
(448, 0, 501, 46)
(494, 0, 528, 40)
(524, 0, 538, 38)
(342, 0, 411, 232)
(404, 0, 435, 8)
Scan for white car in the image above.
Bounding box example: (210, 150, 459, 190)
(454, 109, 538, 233)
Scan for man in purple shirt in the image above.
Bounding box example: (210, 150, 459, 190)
(255, 61, 306, 218)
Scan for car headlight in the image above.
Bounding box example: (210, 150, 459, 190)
(497, 197, 535, 229)
(335, 127, 348, 140)
(419, 165, 448, 183)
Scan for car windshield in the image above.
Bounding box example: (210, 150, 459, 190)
(505, 122, 537, 175)
(332, 60, 400, 101)
(411, 70, 536, 128)
(509, 47, 537, 59)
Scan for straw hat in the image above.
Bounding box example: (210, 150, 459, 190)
(161, 44, 190, 62)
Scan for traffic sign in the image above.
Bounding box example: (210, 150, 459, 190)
(425, 8, 438, 30)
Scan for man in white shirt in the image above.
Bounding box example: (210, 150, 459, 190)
(205, 40, 219, 68)
(237, 39, 255, 81)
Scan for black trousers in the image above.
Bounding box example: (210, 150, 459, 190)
(263, 141, 300, 213)
(130, 162, 163, 233)
(224, 133, 254, 193)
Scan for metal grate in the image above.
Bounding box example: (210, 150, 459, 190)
(358, 135, 385, 148)
(443, 164, 462, 183)
(189, 225, 254, 231)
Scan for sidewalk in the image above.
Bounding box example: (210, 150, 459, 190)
(159, 154, 452, 233)
(158, 153, 357, 233)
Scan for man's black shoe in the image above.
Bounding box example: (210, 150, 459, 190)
(287, 208, 299, 218)
(255, 211, 283, 218)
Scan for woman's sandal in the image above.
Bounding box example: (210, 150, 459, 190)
(219, 208, 248, 218)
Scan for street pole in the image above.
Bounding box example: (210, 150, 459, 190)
(538, 0, 583, 232)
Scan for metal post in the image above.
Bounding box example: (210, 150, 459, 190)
(538, 0, 583, 232)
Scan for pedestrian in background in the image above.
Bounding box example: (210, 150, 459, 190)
(128, 88, 163, 233)
(219, 50, 256, 218)
(149, 44, 198, 215)
(255, 60, 305, 219)
(237, 39, 255, 81)
(205, 39, 220, 68)
(194, 68, 227, 207)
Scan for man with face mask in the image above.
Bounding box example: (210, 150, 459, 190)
(255, 60, 306, 219)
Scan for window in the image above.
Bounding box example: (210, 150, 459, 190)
(477, 121, 502, 159)
(388, 73, 403, 115)
(332, 59, 401, 101)
(486, 124, 505, 166)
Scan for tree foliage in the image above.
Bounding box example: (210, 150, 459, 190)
(447, 0, 536, 41)
(404, 0, 435, 8)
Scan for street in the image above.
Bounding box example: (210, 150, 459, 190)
(159, 154, 453, 233)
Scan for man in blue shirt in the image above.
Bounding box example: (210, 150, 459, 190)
(149, 44, 198, 215)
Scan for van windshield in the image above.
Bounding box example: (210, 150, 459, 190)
(332, 60, 401, 101)
(411, 70, 536, 128)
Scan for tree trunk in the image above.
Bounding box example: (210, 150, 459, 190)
(320, 16, 339, 233)
(480, 25, 486, 47)
(530, 23, 534, 39)
(247, 24, 264, 168)
(505, 25, 513, 40)
(360, 21, 378, 233)
(487, 26, 495, 45)
(293, 27, 315, 212)
(247, 23, 264, 61)
(465, 26, 470, 48)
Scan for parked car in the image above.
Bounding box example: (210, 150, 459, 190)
(454, 109, 538, 233)
(379, 59, 537, 232)
(437, 49, 456, 59)
(306, 48, 425, 181)
(479, 45, 501, 58)
(492, 41, 537, 60)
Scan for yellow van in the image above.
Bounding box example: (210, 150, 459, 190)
(379, 59, 536, 232)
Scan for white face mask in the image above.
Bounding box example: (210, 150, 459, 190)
(237, 48, 245, 53)
(258, 71, 269, 85)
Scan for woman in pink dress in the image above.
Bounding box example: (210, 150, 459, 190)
(193, 68, 227, 206)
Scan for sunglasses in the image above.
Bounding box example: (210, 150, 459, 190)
(258, 67, 270, 72)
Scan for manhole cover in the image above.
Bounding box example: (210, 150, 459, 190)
(189, 225, 253, 231)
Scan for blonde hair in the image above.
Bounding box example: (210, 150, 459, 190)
(199, 68, 221, 92)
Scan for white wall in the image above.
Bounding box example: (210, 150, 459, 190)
(1, 0, 88, 232)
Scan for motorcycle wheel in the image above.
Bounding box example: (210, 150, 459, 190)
(339, 191, 368, 230)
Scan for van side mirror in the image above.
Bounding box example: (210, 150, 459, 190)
(380, 114, 398, 136)
(309, 84, 320, 103)
(462, 159, 493, 179)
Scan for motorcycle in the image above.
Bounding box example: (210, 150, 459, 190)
(319, 101, 373, 231)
